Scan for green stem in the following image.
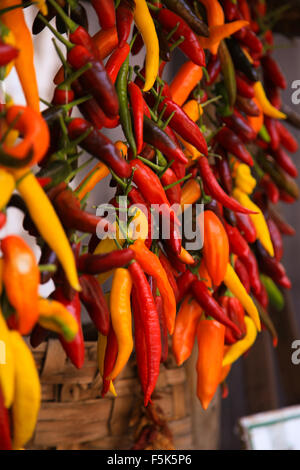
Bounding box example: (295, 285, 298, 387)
(52, 38, 70, 74)
(39, 264, 57, 273)
(65, 156, 94, 183)
(110, 169, 127, 189)
(166, 22, 180, 41)
(137, 155, 164, 172)
(163, 173, 192, 191)
(59, 62, 92, 89)
(37, 14, 73, 49)
(161, 110, 175, 130)
(169, 36, 185, 53)
(48, 0, 78, 33)
(201, 95, 223, 108)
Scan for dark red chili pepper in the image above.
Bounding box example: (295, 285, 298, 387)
(172, 160, 186, 180)
(234, 212, 257, 243)
(91, 0, 116, 30)
(128, 188, 152, 249)
(116, 0, 135, 47)
(236, 74, 255, 99)
(219, 295, 246, 344)
(279, 190, 296, 204)
(276, 122, 299, 153)
(206, 55, 221, 86)
(105, 43, 130, 84)
(0, 40, 18, 66)
(0, 387, 12, 450)
(224, 222, 250, 259)
(253, 279, 269, 310)
(68, 118, 131, 178)
(191, 280, 242, 337)
(260, 174, 279, 204)
(155, 294, 168, 363)
(198, 156, 254, 215)
(222, 110, 257, 142)
(79, 274, 110, 336)
(264, 117, 280, 151)
(267, 85, 282, 110)
(176, 270, 198, 302)
(256, 241, 288, 286)
(268, 206, 295, 236)
(163, 216, 182, 256)
(162, 0, 209, 36)
(215, 148, 232, 195)
(143, 116, 188, 165)
(240, 249, 261, 296)
(235, 28, 263, 55)
(131, 27, 144, 55)
(267, 217, 283, 262)
(262, 55, 287, 90)
(67, 45, 119, 118)
(158, 98, 208, 156)
(128, 81, 144, 155)
(163, 244, 187, 273)
(53, 187, 111, 234)
(77, 248, 135, 275)
(54, 288, 85, 369)
(158, 251, 179, 299)
(158, 9, 206, 67)
(234, 257, 251, 294)
(236, 95, 261, 116)
(215, 127, 253, 165)
(223, 0, 239, 21)
(271, 146, 298, 178)
(102, 323, 118, 397)
(131, 287, 148, 399)
(161, 167, 181, 206)
(30, 323, 49, 348)
(129, 262, 162, 406)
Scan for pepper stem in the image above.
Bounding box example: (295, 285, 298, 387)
(37, 13, 73, 50)
(163, 173, 192, 191)
(48, 0, 78, 33)
(137, 155, 164, 172)
(59, 61, 92, 90)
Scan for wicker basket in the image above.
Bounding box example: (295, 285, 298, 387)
(26, 337, 202, 450)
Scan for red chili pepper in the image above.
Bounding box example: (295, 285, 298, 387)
(77, 249, 135, 275)
(260, 174, 279, 204)
(267, 217, 283, 262)
(0, 212, 6, 230)
(235, 28, 263, 55)
(54, 288, 85, 369)
(215, 127, 253, 166)
(102, 323, 118, 396)
(262, 55, 287, 90)
(128, 81, 144, 155)
(176, 270, 198, 302)
(131, 287, 148, 398)
(105, 43, 130, 84)
(155, 295, 168, 363)
(206, 55, 221, 86)
(67, 45, 119, 118)
(236, 95, 261, 116)
(256, 241, 289, 287)
(267, 85, 282, 110)
(91, 0, 116, 30)
(240, 249, 261, 296)
(68, 118, 131, 178)
(219, 295, 246, 344)
(222, 110, 257, 142)
(224, 221, 250, 259)
(253, 278, 269, 310)
(236, 74, 255, 99)
(276, 122, 299, 153)
(158, 251, 180, 300)
(235, 212, 257, 243)
(234, 257, 251, 294)
(191, 280, 242, 337)
(237, 0, 251, 22)
(198, 156, 254, 214)
(0, 40, 18, 66)
(279, 190, 296, 204)
(158, 9, 205, 67)
(158, 98, 208, 156)
(69, 25, 101, 61)
(131, 27, 144, 55)
(271, 146, 298, 179)
(215, 148, 232, 195)
(116, 0, 135, 47)
(79, 274, 110, 336)
(223, 0, 239, 21)
(129, 262, 161, 406)
(160, 167, 181, 206)
(268, 207, 295, 236)
(0, 387, 12, 450)
(264, 117, 280, 151)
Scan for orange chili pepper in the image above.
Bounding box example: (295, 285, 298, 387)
(196, 318, 225, 410)
(130, 239, 176, 335)
(198, 259, 213, 289)
(75, 162, 109, 201)
(178, 247, 195, 265)
(199, 0, 225, 55)
(198, 21, 248, 55)
(115, 141, 128, 157)
(180, 179, 201, 210)
(172, 295, 202, 366)
(169, 61, 203, 107)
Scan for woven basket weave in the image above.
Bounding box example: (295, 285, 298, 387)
(26, 338, 196, 450)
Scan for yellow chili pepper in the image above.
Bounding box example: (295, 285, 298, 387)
(106, 268, 133, 381)
(97, 332, 117, 396)
(115, 140, 128, 158)
(10, 331, 41, 450)
(133, 0, 159, 92)
(75, 162, 109, 201)
(2, 1, 40, 112)
(235, 163, 256, 195)
(178, 247, 195, 265)
(38, 298, 79, 342)
(128, 206, 148, 242)
(180, 179, 201, 211)
(0, 310, 15, 408)
(0, 168, 15, 210)
(233, 188, 274, 257)
(224, 263, 261, 332)
(222, 316, 257, 366)
(14, 170, 81, 291)
(36, 0, 48, 15)
(253, 81, 286, 120)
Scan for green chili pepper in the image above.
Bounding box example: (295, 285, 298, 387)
(258, 124, 271, 143)
(218, 40, 236, 109)
(260, 274, 285, 311)
(116, 55, 137, 156)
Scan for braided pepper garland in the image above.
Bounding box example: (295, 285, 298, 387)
(0, 0, 298, 449)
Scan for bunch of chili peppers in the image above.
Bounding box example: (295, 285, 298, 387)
(0, 0, 299, 450)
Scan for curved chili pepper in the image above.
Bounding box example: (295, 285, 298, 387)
(226, 37, 259, 82)
(266, 217, 283, 262)
(206, 55, 221, 86)
(158, 9, 205, 67)
(101, 324, 118, 396)
(143, 116, 188, 164)
(224, 221, 250, 259)
(236, 74, 255, 99)
(129, 261, 161, 406)
(91, 0, 116, 29)
(176, 270, 198, 303)
(271, 146, 298, 179)
(262, 55, 286, 90)
(239, 249, 261, 296)
(161, 168, 181, 206)
(53, 288, 85, 369)
(77, 248, 135, 275)
(131, 287, 148, 398)
(255, 241, 290, 288)
(197, 157, 253, 215)
(268, 207, 295, 236)
(79, 275, 110, 336)
(68, 118, 131, 178)
(169, 61, 203, 106)
(264, 117, 280, 151)
(276, 122, 298, 153)
(158, 98, 208, 156)
(117, 55, 137, 155)
(234, 257, 251, 294)
(105, 43, 130, 84)
(128, 81, 144, 155)
(215, 127, 253, 166)
(236, 95, 261, 117)
(223, 110, 257, 142)
(260, 174, 279, 205)
(116, 0, 135, 47)
(162, 0, 209, 36)
(218, 39, 237, 108)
